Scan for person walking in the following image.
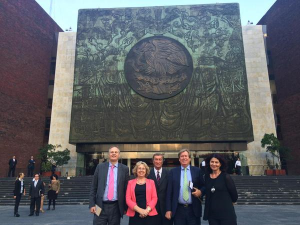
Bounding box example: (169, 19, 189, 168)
(28, 174, 45, 216)
(8, 156, 17, 177)
(234, 158, 242, 176)
(13, 173, 26, 217)
(203, 154, 238, 225)
(89, 146, 129, 225)
(27, 156, 35, 177)
(126, 161, 158, 225)
(47, 174, 60, 210)
(166, 149, 205, 225)
(148, 153, 172, 225)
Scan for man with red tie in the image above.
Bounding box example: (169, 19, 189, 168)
(148, 153, 172, 225)
(89, 147, 129, 225)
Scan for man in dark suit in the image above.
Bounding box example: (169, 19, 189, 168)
(148, 153, 172, 225)
(8, 156, 17, 177)
(29, 174, 44, 216)
(27, 156, 35, 177)
(166, 149, 205, 225)
(89, 146, 129, 225)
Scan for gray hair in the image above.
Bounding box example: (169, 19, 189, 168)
(152, 153, 164, 160)
(178, 149, 191, 158)
(108, 146, 120, 153)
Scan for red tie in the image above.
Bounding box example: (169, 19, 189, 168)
(107, 165, 115, 200)
(157, 171, 161, 185)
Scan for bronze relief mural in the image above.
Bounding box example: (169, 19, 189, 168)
(70, 4, 254, 143)
(124, 36, 193, 99)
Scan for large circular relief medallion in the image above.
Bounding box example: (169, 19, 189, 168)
(124, 36, 193, 100)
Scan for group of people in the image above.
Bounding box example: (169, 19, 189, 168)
(8, 155, 57, 178)
(8, 155, 36, 177)
(13, 173, 60, 217)
(90, 147, 238, 225)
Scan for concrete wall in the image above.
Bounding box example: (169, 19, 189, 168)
(243, 25, 278, 175)
(48, 32, 83, 176)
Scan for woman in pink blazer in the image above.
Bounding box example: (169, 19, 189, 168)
(126, 161, 158, 225)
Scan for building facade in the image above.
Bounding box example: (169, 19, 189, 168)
(0, 0, 62, 177)
(258, 0, 300, 175)
(49, 4, 277, 176)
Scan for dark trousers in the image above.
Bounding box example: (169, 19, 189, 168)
(14, 194, 22, 214)
(48, 199, 56, 207)
(174, 204, 201, 225)
(236, 166, 241, 175)
(208, 218, 237, 225)
(30, 197, 41, 214)
(8, 167, 15, 177)
(27, 168, 34, 177)
(93, 201, 121, 225)
(156, 203, 173, 225)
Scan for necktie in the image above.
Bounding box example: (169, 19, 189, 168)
(157, 171, 161, 185)
(183, 168, 189, 201)
(107, 165, 115, 200)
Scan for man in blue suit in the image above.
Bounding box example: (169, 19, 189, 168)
(166, 149, 205, 225)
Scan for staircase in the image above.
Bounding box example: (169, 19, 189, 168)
(1, 176, 300, 206)
(0, 176, 92, 206)
(232, 176, 300, 205)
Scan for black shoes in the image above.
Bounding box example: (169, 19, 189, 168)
(14, 213, 20, 217)
(36, 213, 39, 216)
(28, 213, 34, 216)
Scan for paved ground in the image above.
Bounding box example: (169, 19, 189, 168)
(0, 205, 300, 225)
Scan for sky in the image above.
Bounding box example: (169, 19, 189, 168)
(35, 0, 276, 31)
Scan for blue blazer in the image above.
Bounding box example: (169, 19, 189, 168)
(166, 166, 205, 218)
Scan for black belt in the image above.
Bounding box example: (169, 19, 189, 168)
(178, 203, 192, 208)
(103, 201, 118, 204)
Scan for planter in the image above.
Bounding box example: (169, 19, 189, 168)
(279, 169, 286, 175)
(265, 169, 274, 176)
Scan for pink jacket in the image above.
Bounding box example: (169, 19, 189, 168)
(126, 178, 158, 217)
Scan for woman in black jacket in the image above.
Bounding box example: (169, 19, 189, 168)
(14, 173, 26, 217)
(203, 154, 238, 225)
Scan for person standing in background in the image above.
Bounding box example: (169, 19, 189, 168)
(235, 158, 241, 176)
(8, 156, 17, 177)
(27, 156, 35, 177)
(47, 174, 60, 210)
(28, 174, 44, 216)
(13, 173, 26, 217)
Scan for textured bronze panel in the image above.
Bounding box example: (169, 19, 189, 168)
(124, 36, 193, 99)
(70, 4, 253, 143)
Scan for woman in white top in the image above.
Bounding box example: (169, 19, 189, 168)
(234, 158, 241, 175)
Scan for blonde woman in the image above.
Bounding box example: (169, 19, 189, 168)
(126, 161, 158, 225)
(13, 173, 26, 217)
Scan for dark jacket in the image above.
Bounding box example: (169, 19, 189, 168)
(9, 159, 17, 168)
(166, 166, 205, 218)
(28, 159, 35, 169)
(29, 180, 44, 198)
(148, 168, 169, 215)
(203, 172, 238, 220)
(14, 179, 25, 196)
(89, 162, 129, 217)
